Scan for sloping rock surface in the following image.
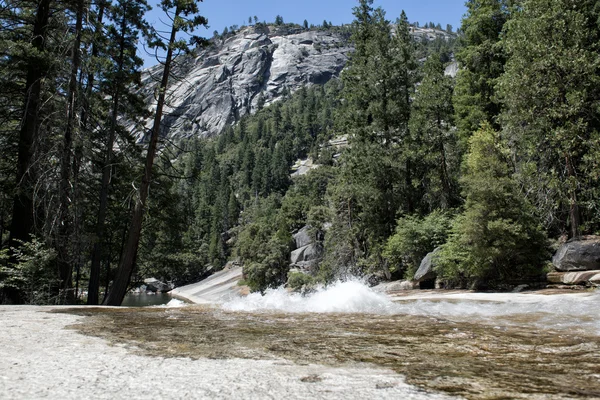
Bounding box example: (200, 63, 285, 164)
(140, 26, 352, 139)
(547, 270, 600, 285)
(293, 226, 315, 249)
(139, 25, 457, 140)
(170, 266, 245, 304)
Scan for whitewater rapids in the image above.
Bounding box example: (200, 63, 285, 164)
(220, 280, 600, 336)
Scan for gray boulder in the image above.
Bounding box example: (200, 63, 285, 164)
(414, 247, 441, 282)
(143, 278, 171, 293)
(290, 243, 321, 265)
(293, 226, 314, 249)
(552, 236, 600, 271)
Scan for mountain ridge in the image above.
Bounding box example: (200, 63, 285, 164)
(140, 23, 456, 140)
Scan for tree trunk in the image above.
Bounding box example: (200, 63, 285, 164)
(74, 2, 105, 303)
(57, 0, 84, 303)
(565, 155, 580, 238)
(88, 6, 126, 305)
(6, 0, 52, 304)
(104, 16, 179, 306)
(9, 0, 52, 249)
(438, 118, 451, 209)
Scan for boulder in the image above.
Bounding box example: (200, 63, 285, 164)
(374, 280, 419, 294)
(512, 284, 529, 293)
(293, 226, 314, 249)
(290, 243, 320, 265)
(143, 278, 171, 293)
(552, 236, 600, 271)
(547, 270, 600, 285)
(414, 248, 441, 282)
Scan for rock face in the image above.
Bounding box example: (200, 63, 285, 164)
(139, 25, 457, 141)
(293, 226, 315, 249)
(291, 158, 319, 177)
(552, 236, 600, 271)
(444, 61, 459, 78)
(290, 226, 322, 272)
(414, 248, 441, 283)
(170, 266, 246, 304)
(140, 25, 352, 140)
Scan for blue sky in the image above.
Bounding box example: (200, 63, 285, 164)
(141, 0, 467, 67)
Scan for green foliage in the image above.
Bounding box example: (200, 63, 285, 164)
(235, 196, 293, 292)
(287, 271, 316, 292)
(161, 83, 342, 290)
(324, 4, 418, 276)
(409, 53, 459, 211)
(454, 0, 513, 145)
(383, 210, 453, 278)
(498, 0, 600, 237)
(6, 0, 598, 298)
(436, 123, 548, 288)
(0, 238, 59, 304)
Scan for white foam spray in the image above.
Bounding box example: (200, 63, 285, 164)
(223, 279, 396, 314)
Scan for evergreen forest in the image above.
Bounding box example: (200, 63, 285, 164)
(1, 0, 599, 305)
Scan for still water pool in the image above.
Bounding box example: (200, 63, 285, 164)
(121, 292, 172, 307)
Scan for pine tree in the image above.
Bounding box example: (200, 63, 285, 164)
(87, 0, 152, 305)
(409, 53, 458, 211)
(326, 2, 417, 272)
(454, 0, 513, 145)
(7, 0, 54, 252)
(0, 0, 62, 303)
(104, 0, 208, 306)
(498, 0, 600, 237)
(437, 123, 547, 287)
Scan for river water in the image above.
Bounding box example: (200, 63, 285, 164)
(121, 292, 173, 307)
(71, 281, 600, 399)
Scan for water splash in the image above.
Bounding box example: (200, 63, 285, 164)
(223, 279, 396, 313)
(222, 280, 600, 335)
(154, 298, 186, 308)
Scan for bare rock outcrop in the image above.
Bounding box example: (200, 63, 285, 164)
(140, 26, 352, 140)
(138, 24, 457, 141)
(552, 236, 600, 272)
(414, 248, 441, 283)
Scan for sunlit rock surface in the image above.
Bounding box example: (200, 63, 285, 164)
(140, 26, 352, 140)
(414, 247, 441, 283)
(139, 25, 457, 140)
(0, 306, 455, 400)
(63, 283, 600, 398)
(547, 270, 600, 285)
(170, 266, 245, 304)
